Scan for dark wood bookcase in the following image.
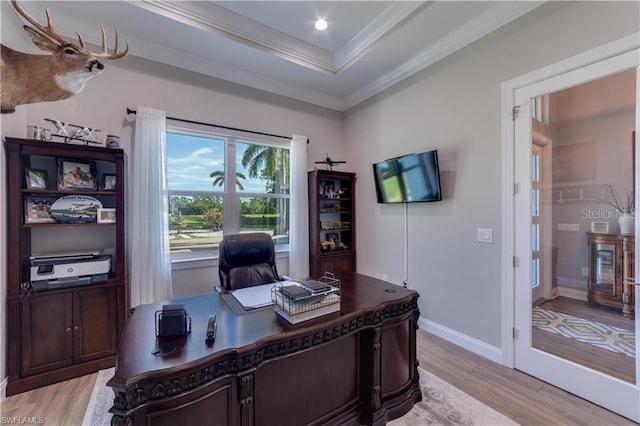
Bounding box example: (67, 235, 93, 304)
(4, 137, 127, 395)
(308, 169, 356, 279)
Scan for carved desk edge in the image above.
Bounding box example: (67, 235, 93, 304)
(108, 293, 420, 424)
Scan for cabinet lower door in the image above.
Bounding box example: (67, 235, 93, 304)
(21, 292, 73, 376)
(315, 253, 354, 279)
(73, 287, 118, 363)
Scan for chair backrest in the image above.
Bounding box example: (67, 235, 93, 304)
(218, 232, 279, 291)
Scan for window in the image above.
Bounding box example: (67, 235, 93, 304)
(166, 129, 290, 259)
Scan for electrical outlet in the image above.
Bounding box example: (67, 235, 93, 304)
(477, 228, 493, 243)
(581, 267, 589, 277)
(382, 274, 388, 281)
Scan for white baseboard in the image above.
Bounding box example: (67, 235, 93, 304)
(418, 316, 503, 364)
(557, 286, 588, 301)
(0, 376, 7, 405)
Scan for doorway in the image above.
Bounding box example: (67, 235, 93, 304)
(503, 37, 639, 421)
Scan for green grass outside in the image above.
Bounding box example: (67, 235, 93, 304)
(170, 214, 280, 230)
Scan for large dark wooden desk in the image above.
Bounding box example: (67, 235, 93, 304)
(108, 273, 421, 425)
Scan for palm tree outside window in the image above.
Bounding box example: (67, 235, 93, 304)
(166, 130, 290, 259)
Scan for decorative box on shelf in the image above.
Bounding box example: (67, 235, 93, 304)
(271, 273, 341, 324)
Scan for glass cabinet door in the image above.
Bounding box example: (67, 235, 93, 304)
(590, 242, 616, 296)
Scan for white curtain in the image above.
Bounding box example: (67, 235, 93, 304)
(128, 107, 173, 306)
(288, 134, 309, 279)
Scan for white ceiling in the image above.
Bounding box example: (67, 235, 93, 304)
(7, 1, 544, 111)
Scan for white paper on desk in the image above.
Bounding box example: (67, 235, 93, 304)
(231, 283, 275, 309)
(278, 280, 302, 287)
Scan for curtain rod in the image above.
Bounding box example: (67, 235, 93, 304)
(126, 108, 294, 141)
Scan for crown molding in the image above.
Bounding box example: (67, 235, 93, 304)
(122, 34, 347, 111)
(343, 1, 545, 110)
(131, 1, 431, 77)
(37, 0, 546, 112)
(46, 1, 347, 111)
(334, 1, 428, 73)
(132, 0, 336, 74)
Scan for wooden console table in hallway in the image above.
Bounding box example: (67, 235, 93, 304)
(107, 273, 421, 425)
(587, 232, 635, 318)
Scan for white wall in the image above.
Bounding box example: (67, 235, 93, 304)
(343, 1, 639, 348)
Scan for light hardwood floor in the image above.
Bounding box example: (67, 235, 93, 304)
(419, 331, 636, 425)
(1, 330, 636, 425)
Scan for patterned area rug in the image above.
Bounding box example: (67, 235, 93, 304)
(532, 307, 635, 358)
(84, 367, 517, 426)
(81, 368, 114, 426)
(389, 368, 517, 426)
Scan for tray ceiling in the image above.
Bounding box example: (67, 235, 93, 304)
(3, 1, 544, 111)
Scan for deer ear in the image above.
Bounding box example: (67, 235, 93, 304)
(23, 26, 59, 52)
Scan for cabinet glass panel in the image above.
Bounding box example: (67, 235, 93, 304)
(591, 243, 616, 295)
(318, 178, 352, 251)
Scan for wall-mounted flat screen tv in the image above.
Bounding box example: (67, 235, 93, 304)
(372, 150, 442, 204)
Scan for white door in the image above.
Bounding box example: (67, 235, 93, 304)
(514, 50, 639, 421)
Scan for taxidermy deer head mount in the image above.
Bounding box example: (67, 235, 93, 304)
(1, 0, 129, 113)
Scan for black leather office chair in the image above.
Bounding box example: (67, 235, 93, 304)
(218, 232, 280, 291)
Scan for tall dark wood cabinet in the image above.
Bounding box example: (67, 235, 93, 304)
(4, 137, 127, 395)
(308, 170, 356, 279)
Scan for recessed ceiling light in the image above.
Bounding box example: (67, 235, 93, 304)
(315, 19, 328, 31)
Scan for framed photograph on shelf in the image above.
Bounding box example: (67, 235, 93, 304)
(57, 158, 97, 190)
(103, 174, 116, 191)
(25, 168, 48, 189)
(97, 208, 116, 223)
(24, 195, 57, 223)
(326, 232, 339, 250)
(319, 179, 336, 198)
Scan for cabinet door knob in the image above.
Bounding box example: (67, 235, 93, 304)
(66, 326, 72, 333)
(73, 325, 80, 331)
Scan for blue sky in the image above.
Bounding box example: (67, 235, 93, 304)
(166, 133, 267, 193)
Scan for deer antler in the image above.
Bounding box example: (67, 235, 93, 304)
(94, 23, 129, 59)
(10, 0, 129, 59)
(10, 0, 67, 45)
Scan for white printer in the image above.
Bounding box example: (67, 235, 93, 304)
(29, 250, 112, 290)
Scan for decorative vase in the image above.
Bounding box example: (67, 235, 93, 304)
(106, 135, 121, 149)
(618, 213, 634, 235)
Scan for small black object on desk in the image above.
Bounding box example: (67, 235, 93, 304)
(155, 304, 191, 338)
(206, 315, 217, 344)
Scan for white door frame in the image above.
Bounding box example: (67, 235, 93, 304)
(500, 32, 639, 417)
